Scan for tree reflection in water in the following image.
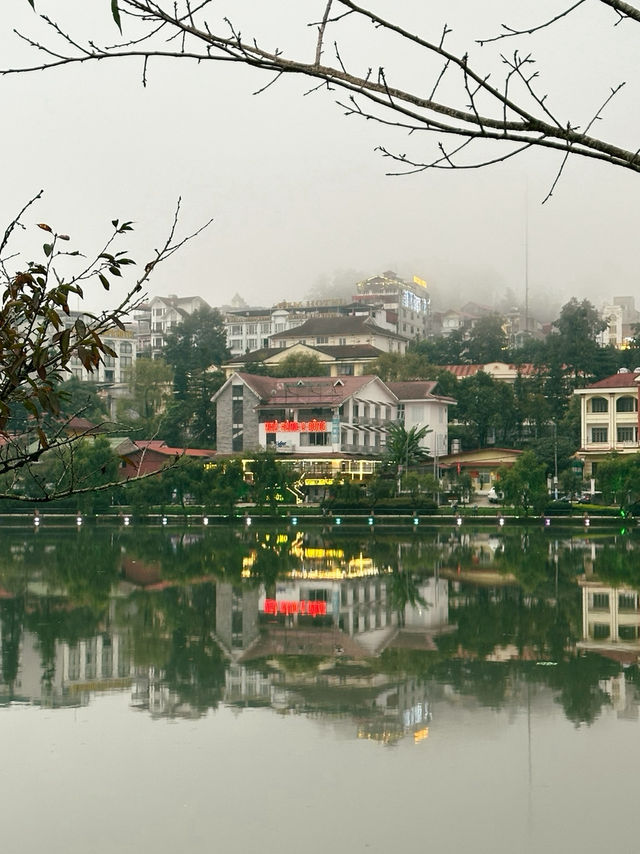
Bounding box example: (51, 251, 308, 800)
(0, 524, 637, 728)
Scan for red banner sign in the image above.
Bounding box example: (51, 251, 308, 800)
(263, 599, 327, 616)
(263, 420, 327, 433)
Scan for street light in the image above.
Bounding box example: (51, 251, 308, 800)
(553, 421, 558, 500)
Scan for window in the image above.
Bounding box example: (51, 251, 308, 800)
(619, 625, 638, 641)
(617, 426, 636, 443)
(619, 593, 637, 611)
(590, 397, 608, 413)
(616, 396, 637, 412)
(591, 427, 608, 443)
(230, 339, 242, 350)
(316, 336, 328, 344)
(247, 324, 257, 334)
(339, 338, 346, 346)
(592, 623, 610, 639)
(232, 385, 244, 452)
(592, 593, 610, 609)
(153, 337, 163, 348)
(247, 338, 257, 351)
(300, 432, 330, 446)
(397, 403, 405, 420)
(231, 325, 242, 335)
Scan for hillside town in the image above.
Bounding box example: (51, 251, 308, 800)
(29, 270, 640, 511)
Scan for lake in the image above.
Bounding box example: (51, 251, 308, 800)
(1, 520, 639, 853)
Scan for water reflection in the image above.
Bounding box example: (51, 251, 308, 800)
(1, 525, 640, 733)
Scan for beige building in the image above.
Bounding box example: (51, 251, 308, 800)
(269, 315, 408, 353)
(222, 341, 384, 379)
(574, 369, 640, 477)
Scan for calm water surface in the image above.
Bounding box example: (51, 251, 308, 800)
(2, 522, 639, 853)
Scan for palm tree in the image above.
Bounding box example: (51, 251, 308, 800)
(384, 423, 432, 472)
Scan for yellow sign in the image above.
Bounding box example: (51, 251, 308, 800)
(304, 477, 333, 486)
(413, 275, 427, 288)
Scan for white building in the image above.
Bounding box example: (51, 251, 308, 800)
(213, 371, 452, 459)
(146, 294, 210, 357)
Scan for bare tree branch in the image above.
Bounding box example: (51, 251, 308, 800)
(4, 0, 640, 184)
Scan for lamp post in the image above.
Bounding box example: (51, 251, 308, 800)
(553, 421, 558, 500)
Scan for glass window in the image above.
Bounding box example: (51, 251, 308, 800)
(619, 593, 637, 611)
(592, 623, 610, 639)
(591, 427, 608, 443)
(619, 625, 638, 641)
(617, 426, 636, 443)
(592, 593, 610, 609)
(590, 397, 608, 413)
(616, 396, 637, 412)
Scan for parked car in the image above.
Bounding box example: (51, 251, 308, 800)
(487, 487, 503, 504)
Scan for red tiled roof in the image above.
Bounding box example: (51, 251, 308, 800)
(387, 380, 439, 399)
(236, 372, 381, 406)
(133, 440, 215, 457)
(586, 372, 640, 389)
(441, 363, 539, 377)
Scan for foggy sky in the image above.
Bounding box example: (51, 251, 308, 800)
(1, 0, 639, 320)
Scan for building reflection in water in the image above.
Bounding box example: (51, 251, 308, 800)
(578, 577, 640, 719)
(5, 526, 640, 732)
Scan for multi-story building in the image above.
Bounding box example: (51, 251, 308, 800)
(598, 296, 640, 349)
(223, 306, 307, 356)
(574, 368, 640, 477)
(212, 372, 452, 462)
(268, 315, 408, 353)
(61, 311, 136, 385)
(222, 341, 385, 378)
(353, 270, 430, 339)
(578, 578, 640, 648)
(145, 294, 210, 357)
(222, 299, 402, 358)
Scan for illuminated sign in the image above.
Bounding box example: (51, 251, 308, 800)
(264, 420, 327, 433)
(304, 477, 333, 486)
(263, 598, 327, 616)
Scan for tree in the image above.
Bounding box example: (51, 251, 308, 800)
(163, 307, 229, 395)
(162, 307, 229, 446)
(454, 371, 516, 448)
(117, 357, 174, 433)
(498, 450, 548, 515)
(385, 423, 432, 473)
(13, 2, 640, 185)
(0, 193, 202, 501)
(269, 352, 326, 377)
(56, 376, 109, 423)
(35, 436, 121, 511)
(373, 351, 435, 382)
(551, 298, 607, 384)
(465, 314, 509, 364)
